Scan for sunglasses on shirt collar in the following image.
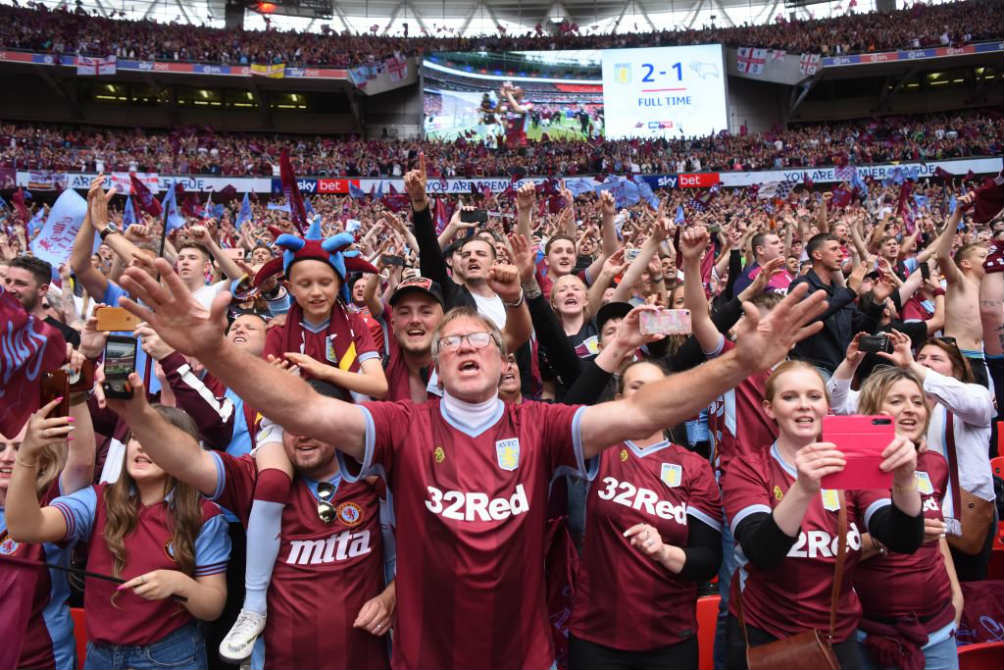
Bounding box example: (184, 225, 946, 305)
(316, 481, 336, 524)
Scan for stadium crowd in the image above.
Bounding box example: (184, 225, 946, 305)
(0, 0, 1001, 68)
(3, 108, 1002, 177)
(2, 138, 1003, 670)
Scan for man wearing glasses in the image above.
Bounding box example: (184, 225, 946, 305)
(112, 243, 828, 668)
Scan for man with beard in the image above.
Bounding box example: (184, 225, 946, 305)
(3, 255, 52, 320)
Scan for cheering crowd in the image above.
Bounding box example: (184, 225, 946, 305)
(1, 139, 1003, 670)
(1, 0, 1002, 68)
(3, 109, 1003, 178)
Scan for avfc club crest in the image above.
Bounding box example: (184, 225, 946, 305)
(915, 471, 934, 496)
(495, 438, 520, 472)
(660, 463, 682, 488)
(337, 502, 364, 528)
(613, 63, 631, 84)
(821, 489, 841, 512)
(0, 536, 20, 555)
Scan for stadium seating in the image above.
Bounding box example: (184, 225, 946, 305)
(3, 110, 1001, 178)
(697, 594, 719, 670)
(71, 607, 86, 666)
(0, 1, 1000, 68)
(958, 640, 1004, 670)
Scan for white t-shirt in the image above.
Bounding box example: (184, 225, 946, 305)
(470, 291, 507, 330)
(193, 280, 229, 309)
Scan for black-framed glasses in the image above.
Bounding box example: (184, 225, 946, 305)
(316, 482, 336, 524)
(439, 331, 497, 352)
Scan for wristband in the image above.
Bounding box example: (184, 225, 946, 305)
(99, 223, 120, 241)
(932, 288, 945, 297)
(650, 275, 665, 282)
(503, 291, 525, 309)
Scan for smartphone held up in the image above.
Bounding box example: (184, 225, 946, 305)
(102, 336, 138, 399)
(639, 309, 692, 336)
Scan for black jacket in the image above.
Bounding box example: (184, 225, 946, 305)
(788, 268, 884, 374)
(412, 205, 538, 397)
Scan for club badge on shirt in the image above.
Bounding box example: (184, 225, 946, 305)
(325, 334, 339, 364)
(337, 502, 363, 527)
(0, 536, 19, 555)
(821, 489, 841, 512)
(496, 438, 520, 471)
(915, 471, 934, 496)
(660, 463, 682, 488)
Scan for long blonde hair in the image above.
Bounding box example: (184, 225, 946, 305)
(34, 442, 67, 499)
(104, 406, 203, 578)
(857, 366, 930, 437)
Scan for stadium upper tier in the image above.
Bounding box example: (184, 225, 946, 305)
(0, 1, 1000, 69)
(3, 110, 1001, 178)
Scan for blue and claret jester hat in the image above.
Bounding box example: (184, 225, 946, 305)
(253, 216, 378, 302)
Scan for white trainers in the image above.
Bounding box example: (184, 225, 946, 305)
(219, 608, 267, 663)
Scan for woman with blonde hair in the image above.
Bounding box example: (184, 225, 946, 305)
(723, 360, 924, 669)
(853, 366, 962, 670)
(6, 403, 230, 670)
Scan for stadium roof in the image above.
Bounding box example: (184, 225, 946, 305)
(14, 0, 882, 35)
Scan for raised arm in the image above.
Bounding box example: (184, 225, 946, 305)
(680, 226, 720, 353)
(515, 182, 536, 241)
(934, 195, 969, 286)
(116, 259, 367, 461)
(598, 191, 620, 258)
(189, 225, 243, 280)
(587, 249, 626, 317)
(611, 218, 667, 302)
(579, 283, 828, 457)
(5, 401, 77, 543)
(70, 177, 110, 298)
(106, 381, 221, 496)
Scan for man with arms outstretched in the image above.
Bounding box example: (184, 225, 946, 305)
(114, 239, 827, 669)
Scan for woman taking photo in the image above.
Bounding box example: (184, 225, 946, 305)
(1, 392, 95, 670)
(569, 358, 723, 670)
(830, 332, 996, 580)
(723, 360, 924, 669)
(6, 403, 230, 670)
(853, 366, 963, 670)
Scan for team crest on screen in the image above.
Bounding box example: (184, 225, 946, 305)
(337, 502, 364, 527)
(821, 489, 841, 511)
(614, 63, 631, 84)
(0, 536, 19, 555)
(325, 334, 338, 363)
(660, 463, 682, 488)
(915, 471, 934, 495)
(495, 438, 520, 471)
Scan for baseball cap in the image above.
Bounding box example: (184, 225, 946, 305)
(595, 301, 634, 333)
(389, 276, 445, 308)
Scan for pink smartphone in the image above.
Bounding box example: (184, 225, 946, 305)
(820, 415, 895, 490)
(640, 309, 691, 336)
